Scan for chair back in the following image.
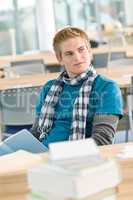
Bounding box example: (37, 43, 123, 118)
(110, 51, 126, 61)
(108, 58, 133, 68)
(0, 86, 41, 129)
(92, 53, 109, 68)
(10, 59, 45, 76)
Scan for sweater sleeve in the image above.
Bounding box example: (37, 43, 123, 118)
(91, 114, 119, 145)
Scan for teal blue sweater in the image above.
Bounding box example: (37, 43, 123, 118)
(36, 75, 123, 147)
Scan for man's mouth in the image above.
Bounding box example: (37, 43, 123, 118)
(74, 62, 84, 66)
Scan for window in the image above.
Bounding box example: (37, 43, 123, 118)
(0, 0, 38, 56)
(54, 0, 70, 29)
(0, 1, 14, 55)
(54, 0, 125, 30)
(54, 0, 95, 30)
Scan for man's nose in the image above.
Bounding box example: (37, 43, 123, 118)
(73, 52, 81, 61)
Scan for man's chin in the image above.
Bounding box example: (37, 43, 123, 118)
(77, 67, 89, 73)
(73, 70, 87, 75)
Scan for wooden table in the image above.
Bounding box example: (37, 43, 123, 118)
(0, 63, 133, 91)
(0, 66, 132, 91)
(1, 45, 133, 69)
(97, 66, 133, 88)
(0, 73, 59, 91)
(0, 51, 59, 70)
(92, 46, 126, 54)
(126, 52, 133, 58)
(99, 142, 133, 200)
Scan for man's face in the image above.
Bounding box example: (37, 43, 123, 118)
(59, 37, 92, 77)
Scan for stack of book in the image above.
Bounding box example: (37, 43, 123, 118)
(28, 139, 122, 200)
(0, 150, 42, 200)
(29, 188, 117, 200)
(28, 158, 121, 200)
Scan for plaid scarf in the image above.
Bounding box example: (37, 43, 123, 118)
(38, 65, 97, 140)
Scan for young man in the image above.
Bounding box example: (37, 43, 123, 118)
(31, 27, 123, 147)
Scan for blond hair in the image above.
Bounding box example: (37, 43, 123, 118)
(53, 26, 90, 60)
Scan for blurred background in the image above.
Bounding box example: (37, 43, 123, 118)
(0, 0, 133, 56)
(1, 0, 133, 142)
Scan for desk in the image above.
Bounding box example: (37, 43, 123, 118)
(92, 46, 126, 55)
(0, 64, 133, 91)
(126, 52, 133, 58)
(99, 143, 133, 200)
(0, 68, 132, 91)
(0, 51, 59, 70)
(1, 46, 133, 70)
(97, 66, 133, 89)
(0, 73, 59, 91)
(97, 65, 133, 74)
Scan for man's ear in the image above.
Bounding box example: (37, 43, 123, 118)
(57, 57, 63, 66)
(56, 53, 62, 64)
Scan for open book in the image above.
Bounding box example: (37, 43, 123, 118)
(0, 129, 48, 156)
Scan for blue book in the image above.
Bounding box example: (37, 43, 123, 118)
(0, 129, 48, 156)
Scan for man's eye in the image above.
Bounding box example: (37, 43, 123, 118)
(79, 47, 86, 52)
(65, 52, 73, 56)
